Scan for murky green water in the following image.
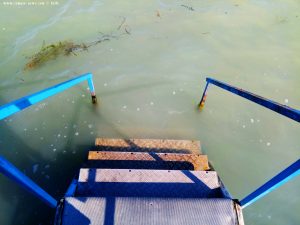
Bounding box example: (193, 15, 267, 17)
(0, 0, 299, 224)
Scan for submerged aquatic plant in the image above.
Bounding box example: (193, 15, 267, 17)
(24, 28, 129, 71)
(24, 41, 76, 70)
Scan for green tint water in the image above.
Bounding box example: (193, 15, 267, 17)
(0, 0, 299, 224)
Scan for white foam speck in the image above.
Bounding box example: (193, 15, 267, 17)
(24, 128, 27, 131)
(104, 83, 107, 87)
(81, 94, 85, 97)
(2, 27, 6, 31)
(64, 126, 68, 129)
(150, 102, 154, 105)
(267, 215, 271, 219)
(75, 132, 79, 136)
(63, 150, 67, 154)
(242, 125, 246, 128)
(34, 128, 38, 131)
(267, 142, 271, 146)
(57, 134, 61, 138)
(53, 148, 57, 152)
(172, 91, 176, 95)
(250, 118, 254, 123)
(88, 124, 93, 129)
(32, 164, 39, 174)
(72, 100, 75, 104)
(257, 119, 260, 122)
(64, 135, 67, 138)
(90, 131, 94, 135)
(259, 139, 263, 143)
(40, 137, 44, 140)
(284, 99, 288, 104)
(123, 105, 127, 109)
(137, 107, 140, 111)
(62, 114, 65, 118)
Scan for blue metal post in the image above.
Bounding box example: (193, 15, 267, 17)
(199, 77, 300, 122)
(87, 76, 97, 104)
(0, 73, 97, 121)
(0, 156, 57, 208)
(240, 159, 300, 208)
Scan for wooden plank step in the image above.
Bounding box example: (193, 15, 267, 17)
(61, 197, 244, 225)
(95, 138, 201, 154)
(87, 151, 209, 170)
(76, 169, 224, 198)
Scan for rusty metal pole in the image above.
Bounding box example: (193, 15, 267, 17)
(198, 81, 209, 110)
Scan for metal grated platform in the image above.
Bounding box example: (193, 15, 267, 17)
(95, 138, 201, 154)
(61, 197, 242, 225)
(87, 151, 209, 170)
(76, 169, 224, 198)
(55, 138, 244, 225)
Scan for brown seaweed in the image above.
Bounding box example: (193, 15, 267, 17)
(24, 21, 129, 71)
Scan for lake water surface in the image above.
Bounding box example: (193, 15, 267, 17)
(0, 0, 299, 224)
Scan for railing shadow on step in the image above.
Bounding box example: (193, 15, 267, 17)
(198, 77, 300, 209)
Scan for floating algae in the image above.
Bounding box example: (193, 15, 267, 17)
(24, 41, 76, 70)
(24, 31, 126, 70)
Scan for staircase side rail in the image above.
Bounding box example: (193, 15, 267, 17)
(198, 77, 300, 208)
(0, 73, 97, 208)
(198, 77, 300, 123)
(0, 72, 97, 121)
(240, 159, 300, 208)
(0, 156, 57, 208)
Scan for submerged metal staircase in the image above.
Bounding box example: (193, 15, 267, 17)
(1, 73, 299, 224)
(55, 138, 244, 225)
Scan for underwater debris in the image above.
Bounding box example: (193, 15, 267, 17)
(156, 10, 161, 18)
(24, 21, 129, 71)
(181, 4, 194, 11)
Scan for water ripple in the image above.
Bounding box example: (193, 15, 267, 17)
(0, 0, 74, 67)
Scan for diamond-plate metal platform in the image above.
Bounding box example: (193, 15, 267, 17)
(76, 169, 224, 198)
(87, 151, 209, 170)
(61, 197, 244, 225)
(95, 138, 201, 154)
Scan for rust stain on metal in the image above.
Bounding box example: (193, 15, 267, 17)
(88, 151, 209, 170)
(95, 138, 201, 154)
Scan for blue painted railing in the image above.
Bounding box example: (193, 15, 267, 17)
(198, 78, 300, 122)
(240, 159, 300, 208)
(0, 73, 97, 121)
(0, 73, 97, 208)
(199, 77, 300, 208)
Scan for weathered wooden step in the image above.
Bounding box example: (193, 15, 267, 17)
(95, 138, 201, 154)
(87, 151, 209, 170)
(61, 197, 244, 225)
(76, 169, 224, 198)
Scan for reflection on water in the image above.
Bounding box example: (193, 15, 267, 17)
(0, 0, 299, 224)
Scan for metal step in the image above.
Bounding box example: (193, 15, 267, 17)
(61, 197, 244, 225)
(95, 138, 201, 154)
(76, 169, 225, 198)
(86, 151, 209, 170)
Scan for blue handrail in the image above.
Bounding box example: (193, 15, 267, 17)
(240, 159, 300, 208)
(198, 77, 300, 123)
(199, 77, 300, 208)
(0, 72, 97, 121)
(0, 73, 97, 208)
